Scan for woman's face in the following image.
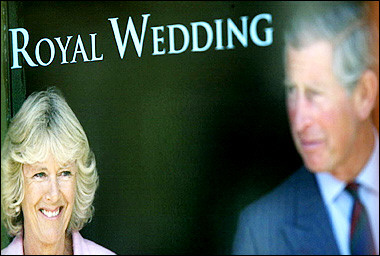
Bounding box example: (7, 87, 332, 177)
(21, 153, 77, 245)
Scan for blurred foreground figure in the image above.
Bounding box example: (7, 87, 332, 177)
(232, 2, 379, 254)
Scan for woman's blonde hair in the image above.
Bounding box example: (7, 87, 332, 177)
(1, 87, 99, 236)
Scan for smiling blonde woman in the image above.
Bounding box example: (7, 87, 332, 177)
(1, 87, 115, 255)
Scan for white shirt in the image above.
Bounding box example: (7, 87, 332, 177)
(316, 130, 379, 255)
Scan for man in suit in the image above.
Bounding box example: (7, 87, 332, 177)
(232, 2, 379, 255)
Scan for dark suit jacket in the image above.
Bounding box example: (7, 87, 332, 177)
(232, 167, 340, 255)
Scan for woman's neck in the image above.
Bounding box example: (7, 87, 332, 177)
(23, 230, 73, 255)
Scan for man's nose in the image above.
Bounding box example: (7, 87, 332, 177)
(293, 94, 313, 133)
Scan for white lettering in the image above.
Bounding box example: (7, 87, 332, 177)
(71, 35, 90, 63)
(249, 13, 273, 47)
(191, 21, 213, 52)
(35, 38, 55, 66)
(90, 33, 104, 61)
(108, 14, 151, 58)
(9, 28, 38, 69)
(214, 19, 224, 50)
(167, 24, 189, 55)
(54, 36, 73, 64)
(151, 26, 165, 55)
(227, 16, 249, 49)
(8, 13, 274, 68)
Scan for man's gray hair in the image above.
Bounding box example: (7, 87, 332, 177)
(284, 1, 377, 93)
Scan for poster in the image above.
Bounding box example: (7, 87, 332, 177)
(2, 1, 378, 254)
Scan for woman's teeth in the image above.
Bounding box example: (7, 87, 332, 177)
(41, 208, 60, 217)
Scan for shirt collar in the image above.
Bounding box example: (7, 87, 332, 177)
(356, 128, 379, 195)
(316, 170, 346, 204)
(316, 128, 379, 203)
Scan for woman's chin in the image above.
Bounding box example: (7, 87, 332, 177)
(36, 229, 66, 245)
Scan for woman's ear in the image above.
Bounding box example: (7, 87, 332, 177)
(353, 69, 378, 121)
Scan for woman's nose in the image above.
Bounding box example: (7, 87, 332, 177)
(45, 177, 60, 202)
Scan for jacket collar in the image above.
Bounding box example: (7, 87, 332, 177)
(282, 167, 340, 255)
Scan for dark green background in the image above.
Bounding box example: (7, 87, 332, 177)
(3, 1, 303, 254)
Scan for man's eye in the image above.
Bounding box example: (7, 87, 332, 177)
(285, 86, 296, 95)
(306, 90, 320, 99)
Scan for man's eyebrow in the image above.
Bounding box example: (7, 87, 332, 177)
(283, 79, 324, 89)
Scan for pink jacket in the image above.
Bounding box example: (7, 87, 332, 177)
(1, 231, 116, 255)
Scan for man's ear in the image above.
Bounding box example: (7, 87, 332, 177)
(353, 69, 378, 121)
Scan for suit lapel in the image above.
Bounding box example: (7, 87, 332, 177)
(282, 168, 340, 255)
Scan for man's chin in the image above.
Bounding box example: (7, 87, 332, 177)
(303, 158, 328, 173)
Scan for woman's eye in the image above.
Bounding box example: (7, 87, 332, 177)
(60, 171, 72, 177)
(33, 172, 46, 179)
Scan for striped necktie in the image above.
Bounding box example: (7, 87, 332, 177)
(346, 183, 376, 255)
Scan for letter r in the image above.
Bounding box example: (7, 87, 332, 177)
(9, 28, 38, 69)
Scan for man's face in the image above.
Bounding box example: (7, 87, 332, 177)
(285, 41, 360, 174)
